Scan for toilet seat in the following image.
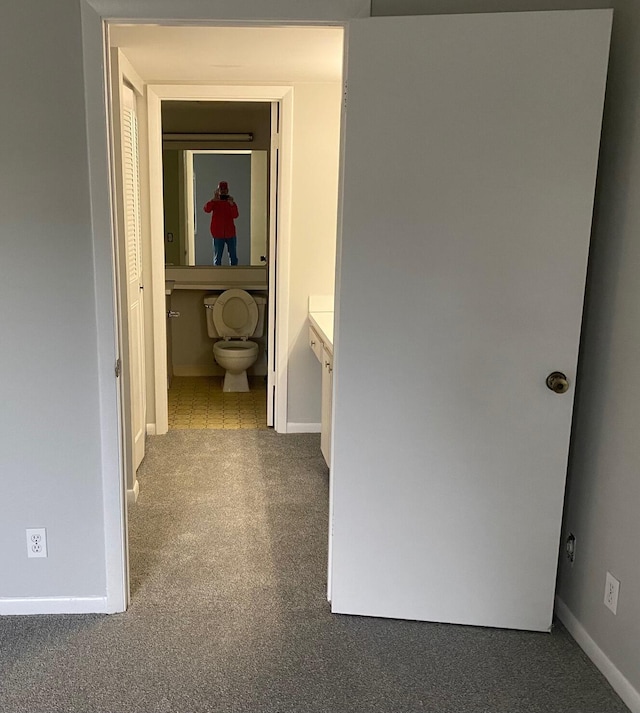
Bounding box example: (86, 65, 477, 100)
(212, 289, 259, 339)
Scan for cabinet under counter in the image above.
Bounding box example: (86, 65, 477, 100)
(308, 311, 333, 355)
(308, 310, 334, 467)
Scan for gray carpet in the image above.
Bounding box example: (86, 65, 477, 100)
(0, 430, 629, 713)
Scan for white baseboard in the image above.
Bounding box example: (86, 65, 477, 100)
(127, 479, 140, 506)
(287, 422, 321, 433)
(0, 596, 109, 616)
(146, 423, 157, 436)
(555, 596, 640, 713)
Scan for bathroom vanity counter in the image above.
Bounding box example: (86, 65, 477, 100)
(169, 278, 268, 290)
(165, 266, 267, 291)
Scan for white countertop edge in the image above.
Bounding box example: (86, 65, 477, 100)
(309, 311, 334, 353)
(170, 282, 268, 291)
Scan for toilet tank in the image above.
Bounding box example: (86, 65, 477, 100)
(204, 292, 267, 338)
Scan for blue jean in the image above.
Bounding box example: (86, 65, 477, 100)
(213, 237, 238, 266)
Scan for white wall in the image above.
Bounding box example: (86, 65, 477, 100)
(287, 83, 343, 427)
(372, 0, 640, 704)
(0, 0, 106, 602)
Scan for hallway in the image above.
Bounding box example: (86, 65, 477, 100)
(0, 431, 628, 712)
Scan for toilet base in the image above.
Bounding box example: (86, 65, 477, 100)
(223, 370, 250, 392)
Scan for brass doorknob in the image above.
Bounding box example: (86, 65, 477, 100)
(546, 371, 569, 394)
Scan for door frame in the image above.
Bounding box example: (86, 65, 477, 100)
(146, 83, 293, 435)
(81, 0, 361, 611)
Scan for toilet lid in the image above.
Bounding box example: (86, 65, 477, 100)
(212, 289, 259, 338)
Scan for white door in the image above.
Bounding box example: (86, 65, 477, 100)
(330, 10, 611, 631)
(121, 85, 147, 471)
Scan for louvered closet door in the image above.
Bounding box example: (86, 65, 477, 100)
(121, 84, 146, 471)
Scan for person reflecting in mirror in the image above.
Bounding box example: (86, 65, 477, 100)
(204, 180, 239, 266)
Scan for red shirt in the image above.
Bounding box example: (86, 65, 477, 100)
(203, 199, 239, 238)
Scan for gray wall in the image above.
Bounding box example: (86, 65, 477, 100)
(373, 0, 640, 697)
(194, 153, 251, 265)
(0, 0, 106, 598)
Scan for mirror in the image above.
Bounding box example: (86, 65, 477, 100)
(161, 99, 271, 268)
(163, 149, 268, 267)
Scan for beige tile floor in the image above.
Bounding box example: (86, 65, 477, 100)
(168, 376, 268, 430)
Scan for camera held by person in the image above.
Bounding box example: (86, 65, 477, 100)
(204, 181, 239, 266)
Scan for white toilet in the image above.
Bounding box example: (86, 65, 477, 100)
(204, 290, 267, 392)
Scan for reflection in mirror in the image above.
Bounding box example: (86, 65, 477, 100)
(163, 149, 268, 267)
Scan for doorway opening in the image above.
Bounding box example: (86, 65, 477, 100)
(159, 100, 274, 429)
(105, 21, 344, 607)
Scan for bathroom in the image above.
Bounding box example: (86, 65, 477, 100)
(162, 100, 271, 427)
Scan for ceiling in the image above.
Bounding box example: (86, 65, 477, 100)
(109, 25, 344, 83)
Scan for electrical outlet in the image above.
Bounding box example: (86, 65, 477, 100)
(26, 528, 47, 559)
(604, 571, 620, 614)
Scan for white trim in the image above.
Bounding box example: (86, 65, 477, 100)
(146, 422, 157, 435)
(80, 2, 128, 615)
(117, 51, 144, 95)
(267, 101, 279, 428)
(127, 479, 140, 505)
(146, 83, 294, 436)
(84, 0, 370, 22)
(274, 89, 293, 434)
(287, 422, 322, 433)
(0, 597, 109, 616)
(328, 25, 350, 604)
(146, 87, 171, 435)
(555, 596, 640, 713)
